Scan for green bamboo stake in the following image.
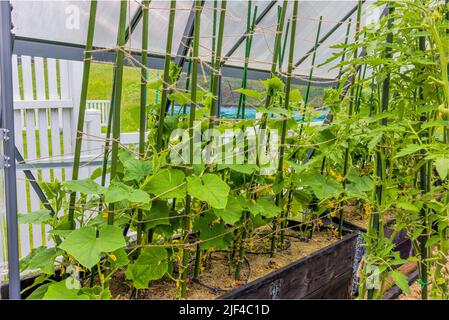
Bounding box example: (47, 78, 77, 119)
(193, 1, 227, 279)
(259, 0, 287, 131)
(236, 3, 258, 119)
(107, 0, 128, 225)
(209, 0, 218, 92)
(273, 0, 299, 253)
(418, 34, 429, 301)
(181, 0, 202, 298)
(137, 0, 150, 247)
(319, 18, 352, 174)
(156, 0, 176, 152)
(338, 2, 362, 238)
(183, 50, 193, 115)
(67, 0, 98, 229)
(209, 0, 227, 128)
(298, 16, 322, 138)
(367, 2, 393, 300)
(279, 18, 290, 72)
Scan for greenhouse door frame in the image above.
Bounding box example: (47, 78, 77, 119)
(0, 0, 21, 300)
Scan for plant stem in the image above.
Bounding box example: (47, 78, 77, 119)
(68, 0, 97, 230)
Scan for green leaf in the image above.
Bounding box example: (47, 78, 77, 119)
(20, 247, 62, 274)
(105, 181, 130, 203)
(109, 248, 129, 269)
(63, 179, 105, 195)
(128, 189, 150, 203)
(396, 202, 420, 213)
(289, 89, 303, 103)
(26, 283, 52, 300)
(434, 158, 449, 180)
(123, 158, 152, 182)
(18, 209, 52, 225)
(187, 174, 230, 209)
(125, 247, 168, 288)
(248, 197, 281, 218)
(394, 144, 422, 158)
(217, 164, 259, 175)
(214, 195, 244, 225)
(168, 92, 190, 106)
(43, 281, 90, 300)
(143, 168, 186, 199)
(389, 270, 411, 295)
(193, 214, 232, 250)
(234, 88, 264, 99)
(263, 76, 284, 95)
(143, 200, 171, 230)
(59, 225, 126, 269)
(147, 79, 163, 90)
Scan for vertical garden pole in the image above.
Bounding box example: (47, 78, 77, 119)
(259, 0, 287, 130)
(367, 2, 394, 300)
(338, 1, 362, 238)
(319, 18, 352, 174)
(298, 16, 322, 137)
(209, 0, 227, 128)
(418, 34, 429, 301)
(68, 0, 98, 229)
(209, 0, 218, 92)
(181, 0, 202, 298)
(107, 0, 128, 225)
(156, 0, 176, 151)
(236, 3, 258, 119)
(276, 0, 298, 250)
(137, 0, 149, 247)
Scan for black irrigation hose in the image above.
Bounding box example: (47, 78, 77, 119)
(191, 256, 252, 294)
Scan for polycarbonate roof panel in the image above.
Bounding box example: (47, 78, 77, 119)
(294, 1, 381, 79)
(11, 0, 141, 48)
(128, 0, 193, 54)
(11, 0, 380, 79)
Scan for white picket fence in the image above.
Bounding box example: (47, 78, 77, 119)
(0, 55, 137, 280)
(86, 100, 110, 127)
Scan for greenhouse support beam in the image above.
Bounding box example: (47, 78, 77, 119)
(175, 0, 205, 67)
(222, 0, 277, 65)
(15, 148, 55, 216)
(294, 0, 366, 68)
(12, 37, 337, 87)
(0, 0, 20, 300)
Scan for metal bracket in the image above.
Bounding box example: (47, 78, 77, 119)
(0, 128, 10, 168)
(0, 127, 10, 141)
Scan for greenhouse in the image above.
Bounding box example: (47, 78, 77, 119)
(0, 0, 448, 303)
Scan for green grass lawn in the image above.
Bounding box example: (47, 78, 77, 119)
(87, 63, 159, 132)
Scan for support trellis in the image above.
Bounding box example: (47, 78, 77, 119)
(0, 0, 383, 300)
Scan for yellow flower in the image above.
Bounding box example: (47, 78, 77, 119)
(432, 11, 443, 20)
(102, 211, 109, 219)
(363, 203, 372, 218)
(327, 201, 335, 209)
(336, 175, 344, 182)
(109, 254, 117, 262)
(328, 168, 336, 177)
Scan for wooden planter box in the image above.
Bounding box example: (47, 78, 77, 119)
(1, 218, 411, 300)
(219, 232, 360, 299)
